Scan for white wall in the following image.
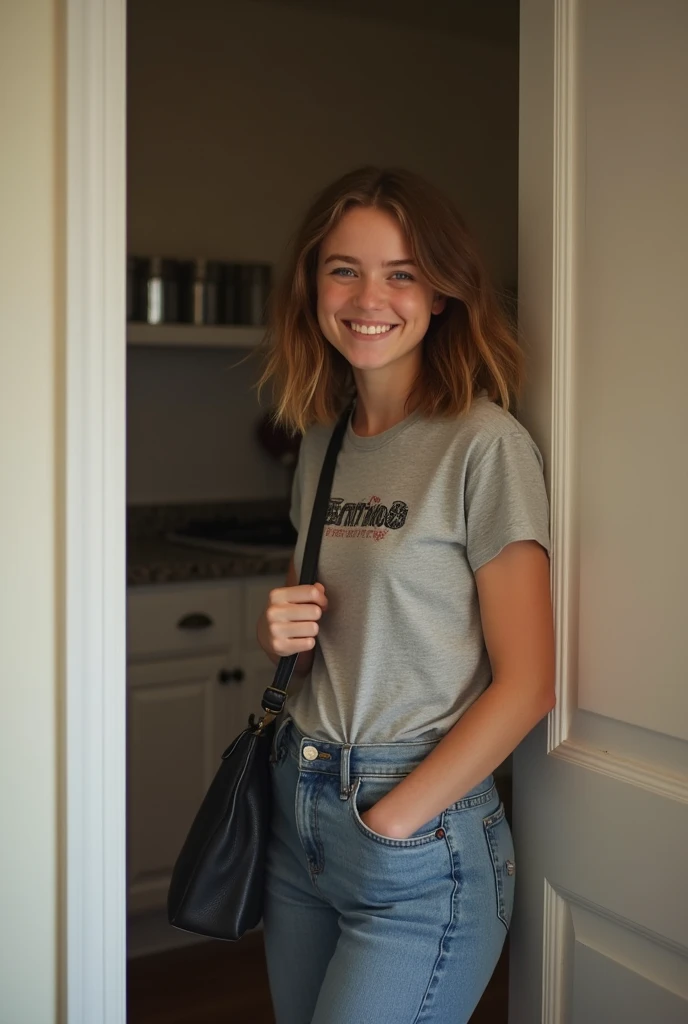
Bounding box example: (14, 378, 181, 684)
(126, 0, 520, 505)
(0, 2, 62, 1020)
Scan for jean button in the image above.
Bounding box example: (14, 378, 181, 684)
(303, 745, 319, 761)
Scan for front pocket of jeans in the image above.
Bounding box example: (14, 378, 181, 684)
(349, 777, 444, 848)
(483, 802, 516, 930)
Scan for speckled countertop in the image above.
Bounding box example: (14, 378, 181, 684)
(127, 500, 292, 587)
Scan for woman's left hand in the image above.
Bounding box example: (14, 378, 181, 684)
(359, 805, 412, 840)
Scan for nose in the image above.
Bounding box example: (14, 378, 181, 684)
(353, 276, 385, 312)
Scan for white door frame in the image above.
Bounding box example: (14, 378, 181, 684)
(65, 1, 127, 1021)
(62, 1, 583, 1021)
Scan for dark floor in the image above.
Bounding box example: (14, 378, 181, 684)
(128, 778, 512, 1024)
(128, 930, 509, 1024)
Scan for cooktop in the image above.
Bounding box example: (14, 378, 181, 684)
(166, 516, 297, 558)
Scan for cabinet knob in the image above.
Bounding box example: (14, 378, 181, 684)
(177, 612, 214, 630)
(218, 667, 245, 684)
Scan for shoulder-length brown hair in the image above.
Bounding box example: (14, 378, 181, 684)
(258, 166, 523, 434)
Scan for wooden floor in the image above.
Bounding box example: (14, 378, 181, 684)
(129, 778, 512, 1024)
(127, 930, 509, 1024)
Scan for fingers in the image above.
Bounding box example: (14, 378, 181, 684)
(269, 584, 328, 609)
(266, 603, 323, 624)
(270, 636, 317, 657)
(263, 582, 328, 659)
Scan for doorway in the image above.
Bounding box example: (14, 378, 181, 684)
(66, 1, 522, 1021)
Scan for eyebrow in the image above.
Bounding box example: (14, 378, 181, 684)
(323, 254, 417, 268)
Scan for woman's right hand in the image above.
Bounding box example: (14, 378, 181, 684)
(257, 561, 328, 668)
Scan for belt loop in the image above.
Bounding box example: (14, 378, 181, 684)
(340, 744, 352, 800)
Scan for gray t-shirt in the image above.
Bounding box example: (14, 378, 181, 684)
(285, 396, 551, 744)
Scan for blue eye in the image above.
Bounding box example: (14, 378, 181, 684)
(391, 271, 414, 281)
(331, 267, 356, 277)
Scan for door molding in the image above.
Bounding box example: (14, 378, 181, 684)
(65, 1, 126, 1021)
(549, 0, 580, 754)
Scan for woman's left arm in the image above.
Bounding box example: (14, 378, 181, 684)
(360, 539, 556, 840)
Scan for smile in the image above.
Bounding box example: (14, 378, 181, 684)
(343, 320, 400, 336)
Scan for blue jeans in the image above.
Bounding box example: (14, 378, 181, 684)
(262, 715, 515, 1024)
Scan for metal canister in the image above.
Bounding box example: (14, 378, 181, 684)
(219, 262, 240, 324)
(139, 257, 180, 324)
(179, 258, 222, 325)
(236, 264, 272, 325)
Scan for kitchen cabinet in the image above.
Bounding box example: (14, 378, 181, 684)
(126, 575, 284, 915)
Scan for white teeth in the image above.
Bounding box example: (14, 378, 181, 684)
(348, 322, 395, 335)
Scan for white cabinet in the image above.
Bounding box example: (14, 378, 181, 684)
(126, 575, 283, 916)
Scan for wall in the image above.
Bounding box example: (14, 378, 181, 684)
(127, 347, 291, 503)
(0, 1, 62, 1020)
(126, 0, 520, 505)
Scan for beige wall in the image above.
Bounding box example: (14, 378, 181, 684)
(0, 1, 62, 1021)
(127, 0, 519, 282)
(126, 0, 520, 505)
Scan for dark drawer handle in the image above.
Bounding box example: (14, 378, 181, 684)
(218, 668, 245, 684)
(177, 612, 214, 631)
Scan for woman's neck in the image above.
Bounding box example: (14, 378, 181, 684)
(350, 362, 419, 437)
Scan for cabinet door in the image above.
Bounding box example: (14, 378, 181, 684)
(126, 653, 242, 914)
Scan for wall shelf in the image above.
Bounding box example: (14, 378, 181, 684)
(127, 324, 266, 348)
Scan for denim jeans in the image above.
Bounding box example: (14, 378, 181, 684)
(262, 715, 515, 1024)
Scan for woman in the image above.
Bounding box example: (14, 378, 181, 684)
(255, 166, 555, 1024)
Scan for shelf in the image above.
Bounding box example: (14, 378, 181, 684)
(126, 323, 266, 348)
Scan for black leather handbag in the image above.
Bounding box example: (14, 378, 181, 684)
(166, 406, 350, 941)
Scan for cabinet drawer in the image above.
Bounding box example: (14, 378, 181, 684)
(243, 576, 286, 650)
(127, 583, 241, 660)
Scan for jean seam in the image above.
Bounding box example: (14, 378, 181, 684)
(444, 783, 497, 813)
(483, 805, 508, 930)
(412, 826, 459, 1024)
(311, 775, 326, 876)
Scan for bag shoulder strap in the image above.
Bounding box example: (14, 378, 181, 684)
(258, 404, 351, 721)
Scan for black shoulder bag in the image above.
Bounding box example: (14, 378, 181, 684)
(167, 406, 350, 941)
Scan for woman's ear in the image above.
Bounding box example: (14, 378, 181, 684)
(432, 294, 447, 315)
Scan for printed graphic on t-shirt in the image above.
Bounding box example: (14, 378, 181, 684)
(325, 495, 408, 542)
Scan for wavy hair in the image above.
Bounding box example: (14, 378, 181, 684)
(258, 166, 523, 434)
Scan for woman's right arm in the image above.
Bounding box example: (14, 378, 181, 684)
(256, 556, 328, 676)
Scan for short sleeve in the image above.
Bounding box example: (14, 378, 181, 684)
(465, 431, 551, 573)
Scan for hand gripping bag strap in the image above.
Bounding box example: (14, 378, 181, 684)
(260, 405, 350, 717)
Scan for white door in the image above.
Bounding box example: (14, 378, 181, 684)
(512, 1, 688, 1021)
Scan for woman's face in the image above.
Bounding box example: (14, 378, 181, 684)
(316, 206, 445, 379)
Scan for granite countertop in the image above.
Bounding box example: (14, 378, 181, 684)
(127, 500, 292, 587)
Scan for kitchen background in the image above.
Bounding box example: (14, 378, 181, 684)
(127, 0, 519, 508)
(126, 0, 520, 1020)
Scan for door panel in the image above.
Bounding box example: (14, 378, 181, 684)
(513, 0, 688, 1020)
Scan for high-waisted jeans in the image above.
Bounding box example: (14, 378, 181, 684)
(262, 715, 515, 1024)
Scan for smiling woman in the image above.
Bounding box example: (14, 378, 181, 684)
(259, 165, 523, 435)
(252, 165, 554, 1024)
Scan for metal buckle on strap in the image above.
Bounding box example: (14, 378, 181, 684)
(263, 685, 288, 701)
(249, 709, 277, 735)
(261, 686, 288, 715)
